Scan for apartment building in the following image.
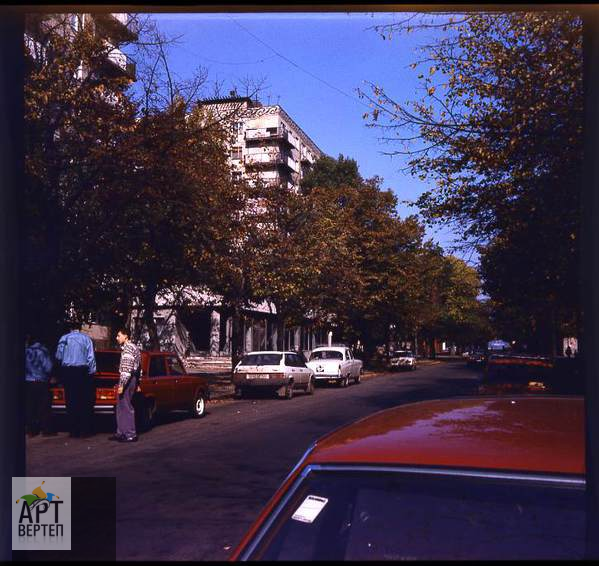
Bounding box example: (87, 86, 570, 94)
(25, 12, 137, 81)
(134, 97, 328, 365)
(201, 95, 324, 191)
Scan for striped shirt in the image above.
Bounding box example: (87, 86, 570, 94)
(119, 341, 141, 387)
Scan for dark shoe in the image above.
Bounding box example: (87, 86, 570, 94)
(27, 431, 40, 438)
(108, 434, 125, 441)
(117, 436, 138, 443)
(80, 432, 96, 439)
(69, 432, 80, 438)
(41, 431, 57, 437)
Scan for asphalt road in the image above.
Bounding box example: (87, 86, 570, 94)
(26, 361, 482, 561)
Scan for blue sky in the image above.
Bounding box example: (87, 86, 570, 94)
(141, 12, 471, 261)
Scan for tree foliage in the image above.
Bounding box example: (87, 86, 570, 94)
(360, 12, 582, 353)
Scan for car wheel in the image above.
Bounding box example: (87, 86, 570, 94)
(340, 376, 349, 388)
(234, 386, 244, 399)
(191, 392, 206, 418)
(355, 370, 361, 384)
(306, 377, 315, 395)
(136, 398, 156, 432)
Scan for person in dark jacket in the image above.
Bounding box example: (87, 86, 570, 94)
(55, 322, 96, 438)
(25, 334, 55, 437)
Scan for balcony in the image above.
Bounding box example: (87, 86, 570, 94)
(94, 13, 140, 42)
(245, 128, 296, 148)
(101, 41, 136, 80)
(244, 151, 296, 171)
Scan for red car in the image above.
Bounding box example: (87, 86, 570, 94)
(231, 396, 584, 560)
(50, 350, 210, 429)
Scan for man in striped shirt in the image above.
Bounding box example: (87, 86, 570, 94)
(111, 327, 141, 443)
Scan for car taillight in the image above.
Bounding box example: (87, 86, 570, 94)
(98, 389, 116, 400)
(52, 390, 63, 401)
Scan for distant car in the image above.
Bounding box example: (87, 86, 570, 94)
(466, 350, 486, 367)
(306, 346, 363, 387)
(389, 350, 417, 371)
(233, 351, 314, 399)
(230, 396, 585, 561)
(50, 350, 210, 430)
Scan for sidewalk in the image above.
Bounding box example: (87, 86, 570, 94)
(189, 370, 235, 401)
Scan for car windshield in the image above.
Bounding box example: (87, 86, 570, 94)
(392, 351, 412, 358)
(249, 469, 584, 561)
(239, 353, 282, 366)
(310, 351, 343, 361)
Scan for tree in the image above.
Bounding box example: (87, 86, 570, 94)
(24, 14, 139, 340)
(359, 12, 582, 354)
(300, 155, 434, 359)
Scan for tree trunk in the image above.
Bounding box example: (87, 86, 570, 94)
(276, 318, 285, 351)
(551, 306, 558, 358)
(230, 303, 243, 373)
(142, 282, 159, 350)
(429, 336, 436, 359)
(414, 327, 419, 357)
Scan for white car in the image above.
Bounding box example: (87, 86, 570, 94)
(306, 346, 363, 387)
(390, 350, 417, 371)
(232, 351, 314, 400)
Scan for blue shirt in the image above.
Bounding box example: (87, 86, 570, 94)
(25, 343, 53, 382)
(55, 331, 96, 375)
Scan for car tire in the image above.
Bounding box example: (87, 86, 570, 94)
(305, 378, 315, 395)
(355, 370, 361, 384)
(234, 386, 244, 399)
(340, 376, 349, 388)
(191, 392, 206, 418)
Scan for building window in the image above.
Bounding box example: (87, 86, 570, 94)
(232, 121, 243, 136)
(232, 171, 242, 182)
(230, 146, 242, 160)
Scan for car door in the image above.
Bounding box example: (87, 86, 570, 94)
(297, 354, 312, 384)
(143, 354, 173, 412)
(343, 349, 352, 377)
(347, 349, 358, 377)
(291, 353, 309, 385)
(165, 354, 191, 409)
(285, 354, 304, 385)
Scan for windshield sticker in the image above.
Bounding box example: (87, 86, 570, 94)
(291, 495, 328, 524)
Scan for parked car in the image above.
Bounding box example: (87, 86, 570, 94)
(479, 354, 555, 394)
(50, 350, 210, 430)
(306, 346, 363, 387)
(233, 351, 314, 400)
(466, 349, 486, 367)
(230, 396, 584, 561)
(389, 350, 417, 371)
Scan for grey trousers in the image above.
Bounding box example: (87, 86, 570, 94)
(116, 375, 137, 439)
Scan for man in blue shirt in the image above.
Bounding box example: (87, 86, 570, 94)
(55, 322, 97, 438)
(25, 334, 55, 436)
